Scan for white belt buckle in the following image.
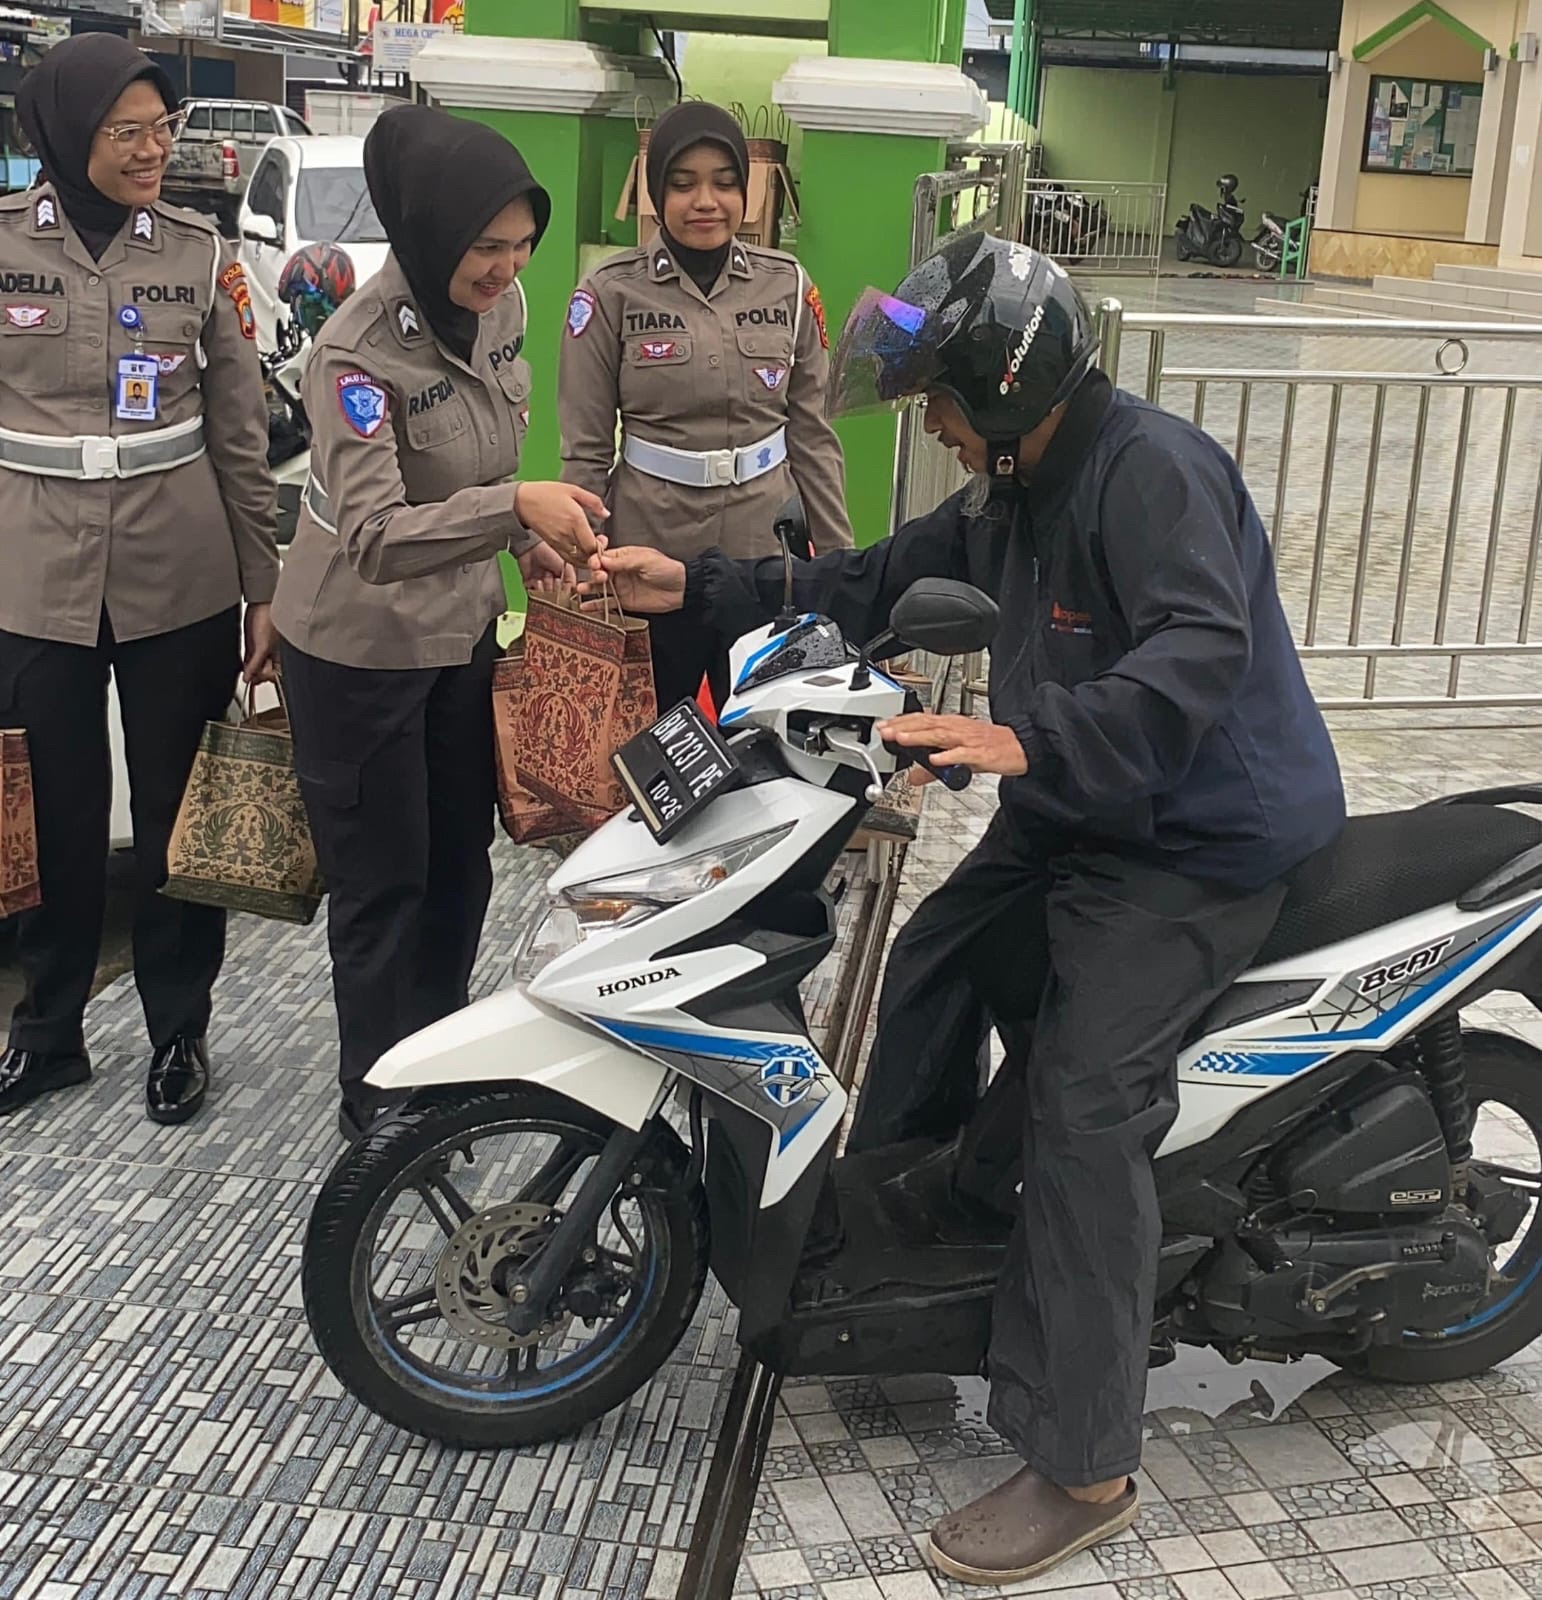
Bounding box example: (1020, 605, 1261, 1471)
(706, 449, 735, 488)
(78, 436, 121, 481)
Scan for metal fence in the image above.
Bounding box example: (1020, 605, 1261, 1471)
(1098, 302, 1542, 714)
(1023, 178, 1167, 275)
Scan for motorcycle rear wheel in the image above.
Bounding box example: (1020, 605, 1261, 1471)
(1350, 1029, 1542, 1384)
(302, 1086, 710, 1447)
(1210, 232, 1244, 269)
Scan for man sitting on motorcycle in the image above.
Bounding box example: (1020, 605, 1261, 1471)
(594, 235, 1346, 1586)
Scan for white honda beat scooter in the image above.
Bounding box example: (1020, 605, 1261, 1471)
(301, 513, 1542, 1448)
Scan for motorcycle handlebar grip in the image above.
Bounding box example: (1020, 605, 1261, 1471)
(883, 737, 973, 791)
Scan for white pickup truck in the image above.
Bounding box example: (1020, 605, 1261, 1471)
(162, 99, 311, 228)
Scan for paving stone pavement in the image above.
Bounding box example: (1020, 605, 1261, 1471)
(7, 280, 1542, 1598)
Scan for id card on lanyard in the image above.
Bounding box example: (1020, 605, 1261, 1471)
(115, 356, 159, 423)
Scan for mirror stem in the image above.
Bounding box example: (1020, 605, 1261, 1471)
(851, 627, 896, 691)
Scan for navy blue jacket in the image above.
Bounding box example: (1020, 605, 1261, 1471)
(683, 375, 1345, 889)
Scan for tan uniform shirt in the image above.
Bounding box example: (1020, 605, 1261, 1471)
(558, 239, 852, 562)
(0, 185, 278, 647)
(273, 254, 537, 672)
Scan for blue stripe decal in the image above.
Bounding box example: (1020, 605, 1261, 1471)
(734, 616, 818, 691)
(1443, 1253, 1542, 1335)
(719, 707, 749, 726)
(1188, 1050, 1332, 1078)
(1267, 907, 1540, 1046)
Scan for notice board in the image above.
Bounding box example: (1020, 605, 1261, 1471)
(1363, 74, 1484, 176)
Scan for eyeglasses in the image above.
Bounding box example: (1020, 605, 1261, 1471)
(98, 111, 188, 150)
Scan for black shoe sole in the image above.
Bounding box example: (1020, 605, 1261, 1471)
(0, 1060, 92, 1116)
(146, 1087, 207, 1126)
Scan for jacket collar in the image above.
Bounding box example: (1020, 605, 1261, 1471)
(1021, 370, 1115, 510)
(26, 182, 160, 272)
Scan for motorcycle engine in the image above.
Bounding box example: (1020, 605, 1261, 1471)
(1194, 1071, 1496, 1343)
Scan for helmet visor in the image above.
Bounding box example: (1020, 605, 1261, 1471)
(827, 287, 950, 421)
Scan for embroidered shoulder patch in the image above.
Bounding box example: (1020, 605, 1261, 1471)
(132, 209, 155, 243)
(33, 195, 57, 230)
(218, 262, 256, 341)
(336, 371, 388, 438)
(805, 283, 828, 350)
(567, 289, 595, 338)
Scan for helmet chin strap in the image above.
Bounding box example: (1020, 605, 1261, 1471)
(988, 439, 1022, 494)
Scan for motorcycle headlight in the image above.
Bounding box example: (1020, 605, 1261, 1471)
(513, 826, 793, 984)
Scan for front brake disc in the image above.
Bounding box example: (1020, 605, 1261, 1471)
(433, 1201, 572, 1350)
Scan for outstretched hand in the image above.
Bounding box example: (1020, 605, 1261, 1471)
(577, 546, 689, 614)
(875, 713, 1028, 783)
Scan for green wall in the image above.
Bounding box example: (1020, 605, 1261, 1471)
(677, 33, 824, 177)
(1039, 66, 1172, 185)
(1038, 65, 1328, 228)
(1166, 72, 1328, 226)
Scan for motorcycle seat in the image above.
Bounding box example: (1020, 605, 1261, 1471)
(1258, 804, 1542, 967)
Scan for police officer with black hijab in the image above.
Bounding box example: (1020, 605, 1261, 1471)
(274, 105, 605, 1137)
(0, 35, 277, 1126)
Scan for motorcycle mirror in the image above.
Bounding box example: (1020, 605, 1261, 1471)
(891, 579, 1000, 655)
(771, 493, 810, 629)
(850, 579, 999, 691)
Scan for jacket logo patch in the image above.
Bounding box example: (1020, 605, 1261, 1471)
(0, 271, 63, 297)
(1049, 601, 1093, 637)
(34, 196, 57, 230)
(337, 372, 388, 438)
(625, 310, 685, 333)
(217, 262, 255, 340)
(3, 305, 48, 330)
(131, 284, 196, 305)
(407, 376, 455, 417)
(132, 209, 155, 243)
(488, 336, 523, 371)
(754, 365, 786, 391)
(397, 303, 420, 339)
(150, 351, 188, 374)
(805, 283, 828, 350)
(639, 340, 677, 361)
(567, 289, 595, 338)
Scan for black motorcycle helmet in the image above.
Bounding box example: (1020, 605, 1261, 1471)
(829, 233, 1099, 481)
(1218, 173, 1240, 197)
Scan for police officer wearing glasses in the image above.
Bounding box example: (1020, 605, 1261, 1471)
(0, 35, 278, 1126)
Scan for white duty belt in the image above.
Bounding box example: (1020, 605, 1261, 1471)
(623, 426, 786, 489)
(0, 415, 205, 481)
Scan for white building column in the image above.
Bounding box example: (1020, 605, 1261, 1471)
(1315, 58, 1372, 232)
(1500, 5, 1542, 262)
(1469, 59, 1523, 243)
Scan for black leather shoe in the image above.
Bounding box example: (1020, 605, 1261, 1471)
(146, 1036, 210, 1125)
(0, 1046, 91, 1116)
(338, 1085, 404, 1142)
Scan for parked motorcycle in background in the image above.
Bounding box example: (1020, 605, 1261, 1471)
(1025, 181, 1108, 262)
(1175, 172, 1247, 268)
(262, 243, 357, 545)
(1252, 188, 1316, 274)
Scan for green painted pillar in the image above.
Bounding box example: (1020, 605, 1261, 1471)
(779, 0, 986, 543)
(1026, 18, 1042, 126)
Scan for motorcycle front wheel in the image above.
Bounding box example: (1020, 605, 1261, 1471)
(302, 1086, 710, 1447)
(1209, 232, 1244, 269)
(1351, 1029, 1542, 1385)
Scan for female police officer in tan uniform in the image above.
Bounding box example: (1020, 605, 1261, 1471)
(0, 35, 278, 1126)
(273, 105, 606, 1137)
(559, 100, 851, 713)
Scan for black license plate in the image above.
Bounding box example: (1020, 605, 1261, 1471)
(612, 699, 742, 843)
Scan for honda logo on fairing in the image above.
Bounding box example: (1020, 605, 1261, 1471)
(597, 967, 681, 997)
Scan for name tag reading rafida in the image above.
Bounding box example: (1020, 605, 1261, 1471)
(612, 700, 742, 842)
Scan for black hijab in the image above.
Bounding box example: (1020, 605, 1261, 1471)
(17, 33, 177, 261)
(645, 101, 748, 295)
(364, 103, 551, 364)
